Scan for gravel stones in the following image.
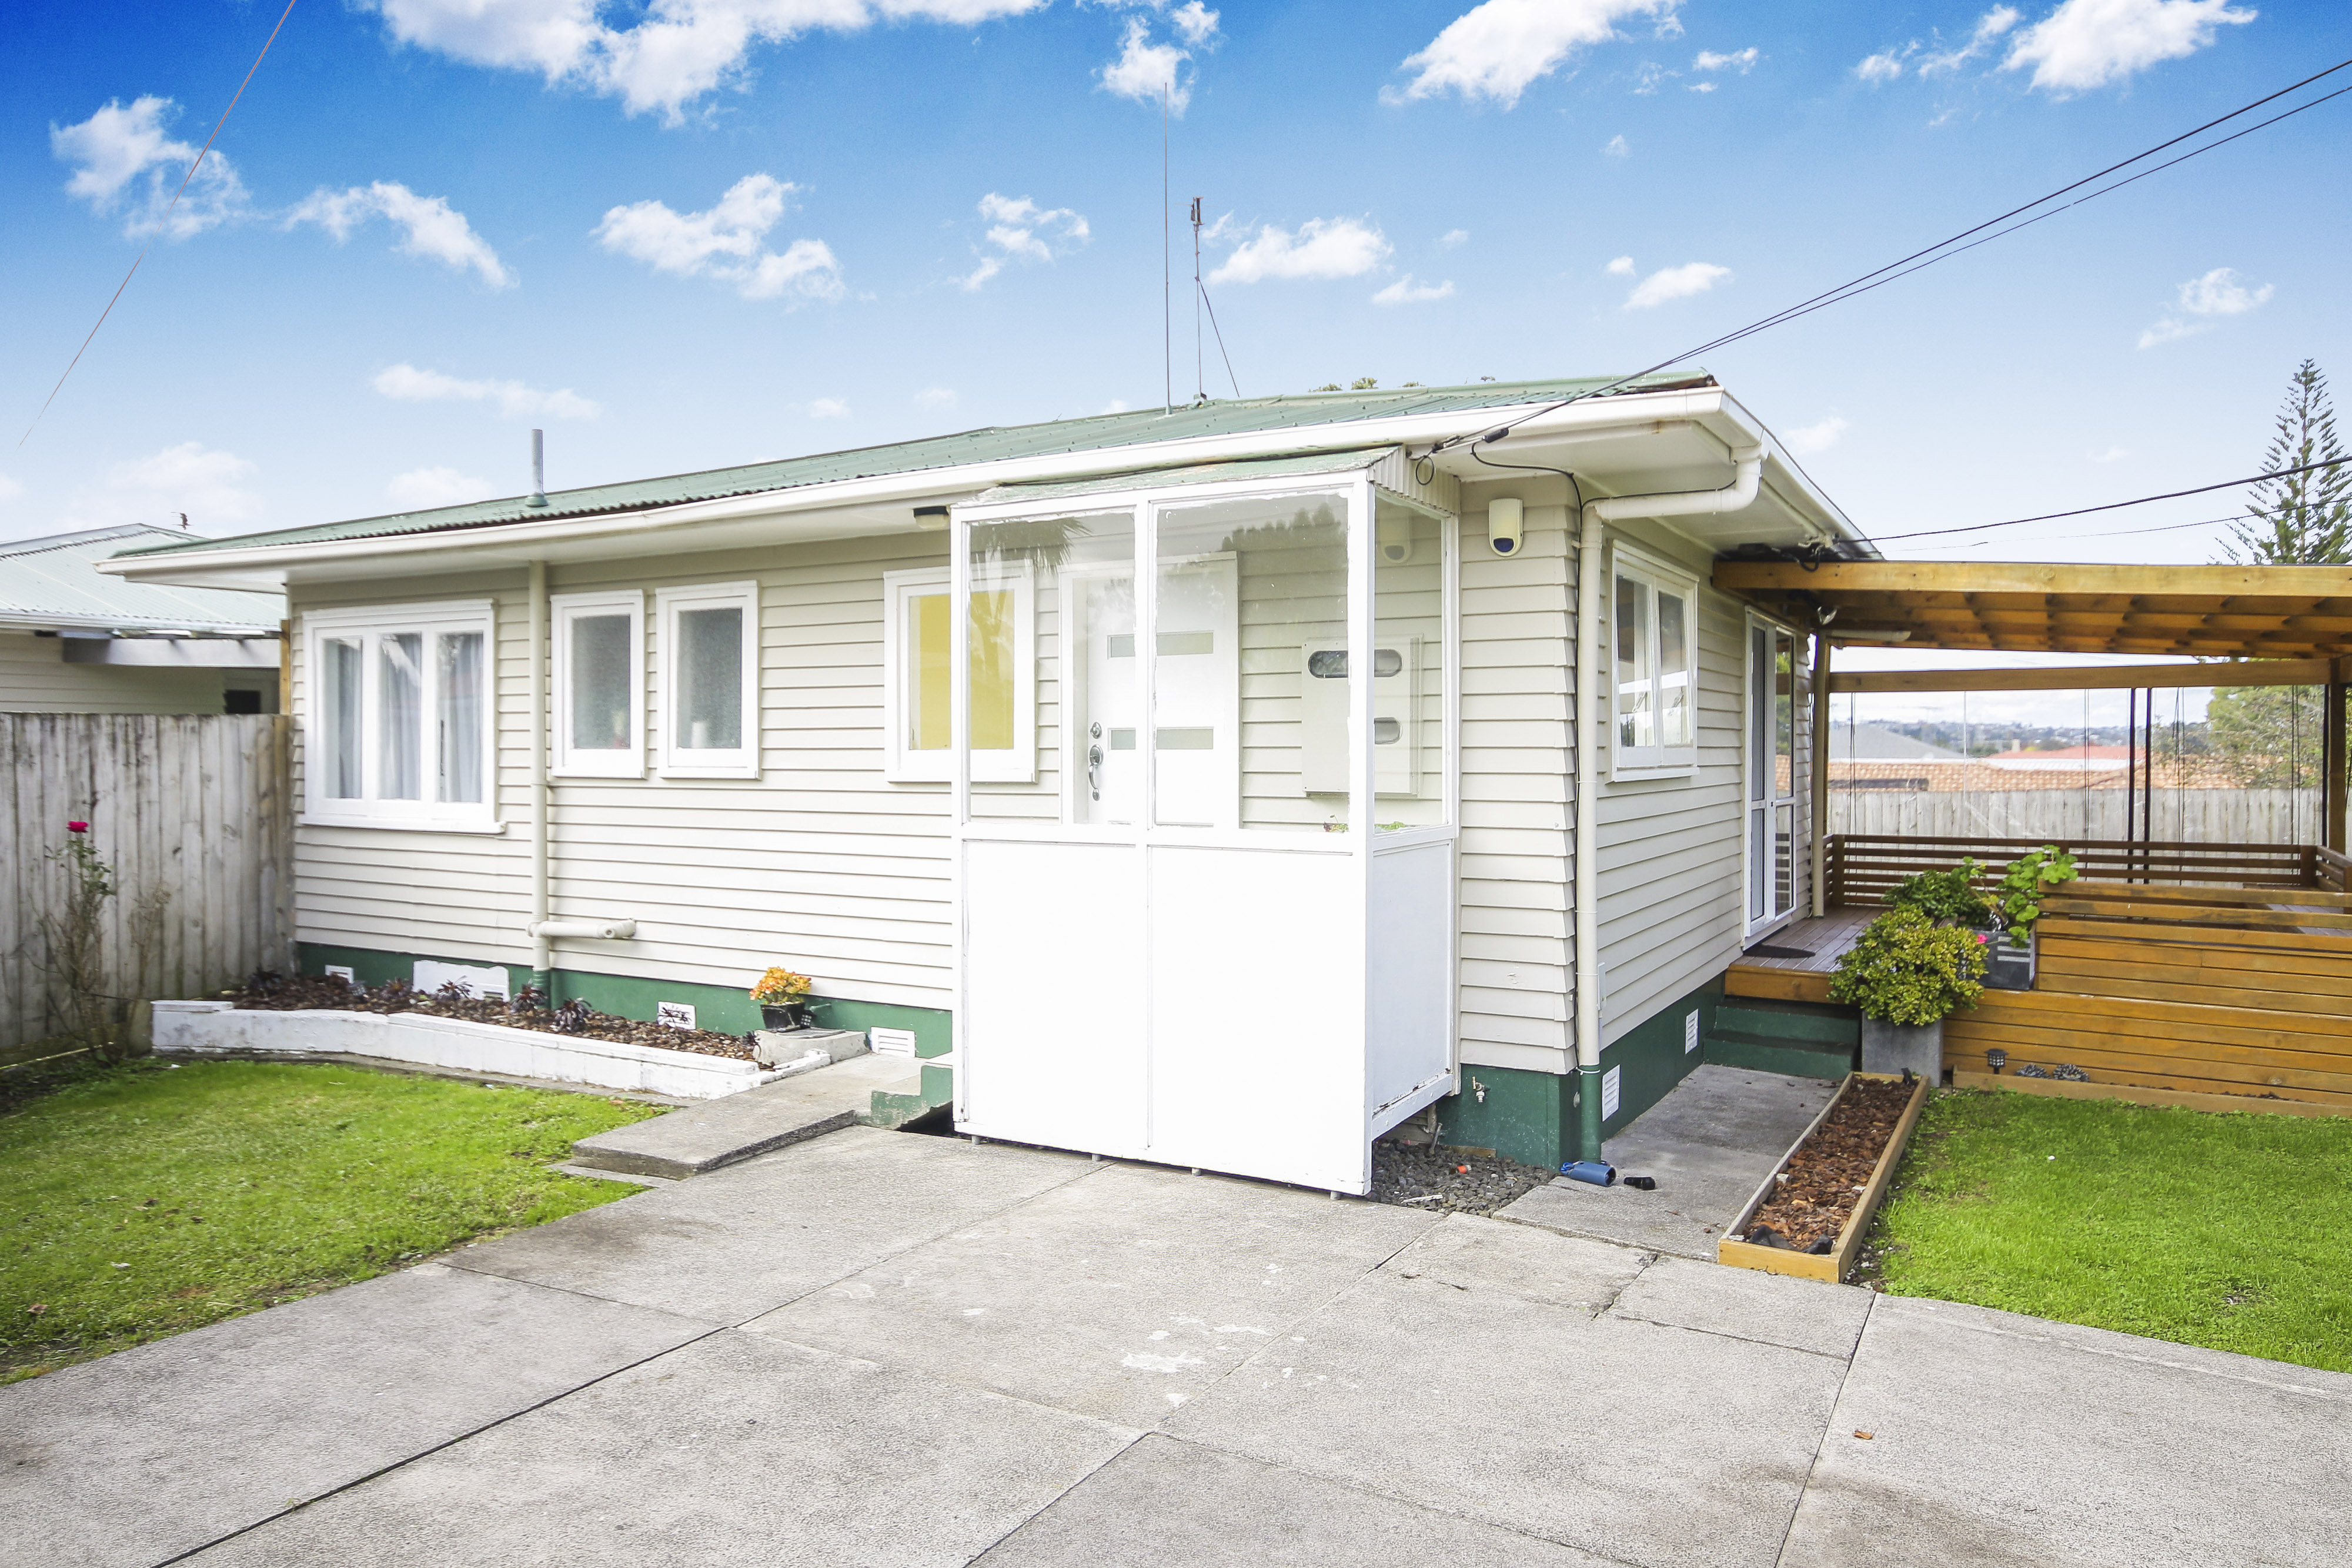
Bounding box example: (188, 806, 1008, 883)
(1369, 1141, 1556, 1216)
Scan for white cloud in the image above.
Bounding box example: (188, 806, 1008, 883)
(1605, 255, 1636, 276)
(1100, 16, 1196, 112)
(808, 397, 850, 419)
(1624, 259, 1730, 309)
(1102, 399, 1132, 414)
(2087, 445, 2132, 462)
(1603, 133, 1631, 156)
(1372, 274, 1456, 306)
(1208, 217, 1390, 285)
(387, 467, 496, 509)
(2003, 0, 2253, 93)
(1171, 1, 1219, 45)
(915, 386, 958, 410)
(1919, 6, 2019, 74)
(1389, 0, 1679, 108)
(61, 442, 262, 532)
(2137, 265, 2272, 347)
(1438, 228, 1469, 249)
(364, 0, 1051, 121)
(0, 473, 24, 504)
(1785, 415, 1849, 455)
(372, 363, 602, 419)
(594, 174, 845, 302)
(1855, 50, 1906, 82)
(1692, 46, 1757, 71)
(286, 182, 512, 287)
(1686, 80, 1715, 93)
(51, 96, 247, 239)
(961, 191, 1090, 289)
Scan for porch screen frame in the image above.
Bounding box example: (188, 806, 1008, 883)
(1743, 611, 1803, 940)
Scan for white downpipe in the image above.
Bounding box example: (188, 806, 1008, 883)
(529, 560, 551, 988)
(1571, 444, 1764, 1158)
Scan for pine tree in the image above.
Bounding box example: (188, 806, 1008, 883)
(2220, 359, 2351, 566)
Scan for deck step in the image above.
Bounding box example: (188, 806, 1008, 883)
(1702, 1031, 1856, 1082)
(1713, 1000, 1857, 1048)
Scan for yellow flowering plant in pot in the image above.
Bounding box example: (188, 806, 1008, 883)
(750, 967, 814, 1031)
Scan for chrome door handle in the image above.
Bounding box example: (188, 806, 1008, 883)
(1087, 744, 1104, 801)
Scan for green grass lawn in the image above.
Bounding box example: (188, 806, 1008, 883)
(1872, 1088, 2352, 1373)
(1, 1059, 665, 1383)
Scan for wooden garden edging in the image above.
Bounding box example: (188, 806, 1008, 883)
(1718, 1071, 1930, 1285)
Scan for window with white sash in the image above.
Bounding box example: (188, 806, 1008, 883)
(883, 564, 1037, 783)
(1611, 547, 1699, 776)
(551, 590, 644, 778)
(305, 600, 496, 829)
(655, 581, 760, 779)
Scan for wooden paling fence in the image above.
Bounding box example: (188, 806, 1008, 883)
(2, 714, 293, 1053)
(1831, 787, 2323, 847)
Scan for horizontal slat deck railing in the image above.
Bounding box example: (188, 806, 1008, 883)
(2, 714, 293, 1052)
(1942, 913, 2352, 1108)
(1825, 834, 2317, 908)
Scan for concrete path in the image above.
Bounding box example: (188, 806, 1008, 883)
(7, 1126, 2348, 1568)
(569, 1049, 928, 1179)
(1501, 1064, 1836, 1259)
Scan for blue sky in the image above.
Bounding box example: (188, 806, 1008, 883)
(4, 0, 2347, 585)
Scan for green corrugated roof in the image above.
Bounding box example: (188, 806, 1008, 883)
(2, 525, 285, 629)
(974, 446, 1393, 503)
(115, 372, 1710, 562)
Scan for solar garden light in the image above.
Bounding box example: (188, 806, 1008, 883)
(1986, 1048, 2007, 1075)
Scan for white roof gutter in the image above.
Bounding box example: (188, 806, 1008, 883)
(103, 386, 1843, 586)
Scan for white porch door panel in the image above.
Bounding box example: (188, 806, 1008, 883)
(1365, 838, 1455, 1136)
(960, 839, 1149, 1158)
(1144, 847, 1369, 1193)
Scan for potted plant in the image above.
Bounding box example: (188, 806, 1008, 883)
(1881, 857, 1993, 928)
(1828, 907, 1989, 1079)
(750, 966, 814, 1031)
(1994, 845, 2078, 980)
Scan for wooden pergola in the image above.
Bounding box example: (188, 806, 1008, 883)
(1712, 560, 2352, 909)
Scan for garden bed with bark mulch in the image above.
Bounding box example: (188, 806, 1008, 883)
(1718, 1072, 1930, 1283)
(222, 974, 759, 1061)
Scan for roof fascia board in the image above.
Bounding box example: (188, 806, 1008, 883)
(1719, 560, 2352, 596)
(101, 387, 1720, 586)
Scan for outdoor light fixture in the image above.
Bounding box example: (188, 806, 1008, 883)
(1986, 1048, 2007, 1075)
(913, 506, 950, 531)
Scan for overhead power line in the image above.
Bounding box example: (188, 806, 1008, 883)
(1870, 454, 2352, 542)
(17, 0, 302, 449)
(1429, 55, 2352, 458)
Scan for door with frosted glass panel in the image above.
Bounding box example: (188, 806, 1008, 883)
(1748, 623, 1799, 931)
(1063, 556, 1237, 828)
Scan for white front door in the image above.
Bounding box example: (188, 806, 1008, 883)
(1066, 554, 1237, 829)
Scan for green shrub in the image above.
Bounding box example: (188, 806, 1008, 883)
(1997, 845, 2079, 946)
(1883, 857, 1993, 928)
(1829, 907, 1989, 1025)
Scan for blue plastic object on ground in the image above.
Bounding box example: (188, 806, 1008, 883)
(1559, 1159, 1617, 1186)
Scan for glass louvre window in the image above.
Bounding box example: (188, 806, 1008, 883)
(654, 583, 759, 777)
(302, 601, 496, 828)
(322, 636, 363, 799)
(1611, 550, 1699, 773)
(885, 552, 1044, 785)
(436, 632, 485, 804)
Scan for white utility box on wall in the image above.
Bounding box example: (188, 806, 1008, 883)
(1301, 636, 1419, 796)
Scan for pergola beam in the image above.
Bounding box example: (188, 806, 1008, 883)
(1826, 659, 2334, 694)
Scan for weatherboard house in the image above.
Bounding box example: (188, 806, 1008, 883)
(105, 375, 1869, 1194)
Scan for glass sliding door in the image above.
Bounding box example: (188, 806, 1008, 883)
(1748, 621, 1800, 934)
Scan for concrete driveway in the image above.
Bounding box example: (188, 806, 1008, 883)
(8, 1125, 2348, 1568)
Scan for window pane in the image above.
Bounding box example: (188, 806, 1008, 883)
(1374, 498, 1445, 827)
(1658, 589, 1690, 748)
(1750, 626, 1770, 802)
(323, 636, 363, 799)
(437, 631, 484, 804)
(1615, 574, 1652, 751)
(570, 613, 632, 751)
(1159, 489, 1348, 831)
(377, 633, 423, 800)
(676, 606, 743, 751)
(1750, 808, 1766, 921)
(968, 589, 1016, 750)
(1775, 803, 1796, 916)
(908, 592, 950, 751)
(1774, 631, 1796, 802)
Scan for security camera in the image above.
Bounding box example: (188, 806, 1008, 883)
(1487, 497, 1524, 557)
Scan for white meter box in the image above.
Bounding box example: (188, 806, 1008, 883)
(1300, 636, 1419, 796)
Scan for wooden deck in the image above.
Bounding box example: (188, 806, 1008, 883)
(1723, 908, 1875, 1005)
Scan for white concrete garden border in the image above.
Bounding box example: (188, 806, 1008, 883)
(151, 1001, 796, 1099)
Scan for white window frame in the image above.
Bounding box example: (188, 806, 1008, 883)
(301, 599, 498, 832)
(550, 590, 645, 779)
(654, 580, 760, 780)
(1609, 543, 1701, 779)
(883, 563, 1036, 784)
(1743, 611, 1803, 938)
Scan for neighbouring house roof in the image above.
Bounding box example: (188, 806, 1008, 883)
(0, 526, 285, 633)
(1828, 721, 1966, 761)
(109, 372, 1730, 566)
(1987, 745, 2133, 770)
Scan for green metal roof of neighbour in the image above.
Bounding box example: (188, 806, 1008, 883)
(1, 525, 285, 628)
(113, 373, 1714, 563)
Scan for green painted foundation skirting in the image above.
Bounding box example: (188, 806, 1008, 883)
(295, 943, 954, 1058)
(1435, 977, 1725, 1171)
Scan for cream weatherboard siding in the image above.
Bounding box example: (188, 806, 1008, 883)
(0, 631, 228, 714)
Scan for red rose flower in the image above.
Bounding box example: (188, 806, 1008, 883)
(67, 821, 89, 833)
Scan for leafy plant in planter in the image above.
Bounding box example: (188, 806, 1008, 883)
(1996, 845, 2079, 947)
(1829, 908, 1989, 1026)
(1883, 857, 1993, 928)
(750, 966, 814, 1030)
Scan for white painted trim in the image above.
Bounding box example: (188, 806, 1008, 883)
(300, 598, 498, 830)
(549, 589, 646, 779)
(1606, 541, 1701, 780)
(653, 580, 760, 780)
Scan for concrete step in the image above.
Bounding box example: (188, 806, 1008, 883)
(1702, 1030, 1856, 1082)
(569, 1052, 928, 1180)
